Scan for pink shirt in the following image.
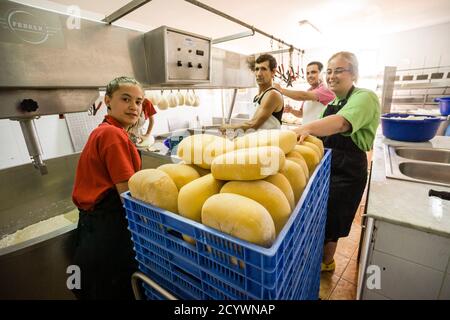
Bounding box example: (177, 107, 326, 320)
(301, 82, 335, 108)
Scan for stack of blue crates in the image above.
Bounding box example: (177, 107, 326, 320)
(122, 149, 331, 300)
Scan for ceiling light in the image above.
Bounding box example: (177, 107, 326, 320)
(298, 20, 321, 34)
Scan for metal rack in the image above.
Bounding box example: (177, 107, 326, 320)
(379, 65, 450, 114)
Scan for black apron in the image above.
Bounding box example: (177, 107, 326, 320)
(321, 86, 368, 241)
(72, 189, 137, 300)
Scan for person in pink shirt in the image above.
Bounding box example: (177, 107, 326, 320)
(274, 61, 335, 124)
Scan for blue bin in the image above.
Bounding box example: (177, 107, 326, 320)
(381, 113, 443, 142)
(122, 150, 331, 300)
(163, 136, 184, 151)
(434, 97, 450, 116)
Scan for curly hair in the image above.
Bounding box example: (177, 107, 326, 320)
(256, 54, 277, 70)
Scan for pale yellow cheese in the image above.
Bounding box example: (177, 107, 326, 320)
(182, 235, 197, 245)
(176, 134, 221, 169)
(233, 129, 297, 154)
(157, 163, 200, 190)
(293, 145, 320, 174)
(280, 160, 307, 203)
(202, 136, 235, 168)
(178, 173, 224, 222)
(211, 146, 285, 181)
(221, 180, 291, 234)
(129, 169, 178, 213)
(201, 193, 276, 247)
(264, 173, 295, 211)
(185, 164, 211, 176)
(304, 135, 324, 157)
(286, 150, 309, 180)
(299, 141, 321, 160)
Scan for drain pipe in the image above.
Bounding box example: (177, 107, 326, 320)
(18, 118, 48, 175)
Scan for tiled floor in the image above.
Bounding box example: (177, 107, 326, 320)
(319, 202, 364, 300)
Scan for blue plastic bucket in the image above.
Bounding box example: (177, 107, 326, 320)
(381, 113, 443, 142)
(163, 136, 183, 151)
(434, 97, 450, 116)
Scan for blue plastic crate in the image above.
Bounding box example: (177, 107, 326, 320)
(123, 149, 331, 300)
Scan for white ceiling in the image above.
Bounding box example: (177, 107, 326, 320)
(14, 0, 450, 54)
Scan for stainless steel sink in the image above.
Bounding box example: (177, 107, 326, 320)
(399, 162, 450, 185)
(395, 147, 450, 164)
(385, 145, 450, 187)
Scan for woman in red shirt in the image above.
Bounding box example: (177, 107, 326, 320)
(72, 76, 143, 300)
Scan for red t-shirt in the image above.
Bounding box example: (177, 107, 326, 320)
(72, 115, 142, 211)
(143, 99, 157, 120)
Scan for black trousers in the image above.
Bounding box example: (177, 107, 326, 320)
(72, 190, 137, 300)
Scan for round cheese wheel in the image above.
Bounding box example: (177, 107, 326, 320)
(233, 129, 297, 154)
(211, 146, 285, 181)
(178, 174, 223, 222)
(280, 159, 307, 203)
(221, 180, 291, 234)
(157, 163, 200, 190)
(265, 173, 295, 211)
(202, 193, 276, 247)
(129, 169, 178, 213)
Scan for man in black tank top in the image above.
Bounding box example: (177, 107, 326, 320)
(220, 54, 284, 135)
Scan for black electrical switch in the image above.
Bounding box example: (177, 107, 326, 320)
(188, 62, 193, 68)
(197, 63, 202, 69)
(177, 60, 182, 67)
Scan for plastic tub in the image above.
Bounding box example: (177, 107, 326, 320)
(381, 113, 443, 142)
(434, 97, 450, 116)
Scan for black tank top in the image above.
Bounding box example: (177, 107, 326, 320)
(253, 87, 284, 124)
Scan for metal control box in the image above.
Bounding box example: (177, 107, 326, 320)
(144, 26, 211, 85)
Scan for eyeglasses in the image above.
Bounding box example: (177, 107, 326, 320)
(326, 67, 352, 76)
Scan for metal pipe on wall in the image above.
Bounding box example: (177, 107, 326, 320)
(227, 88, 238, 124)
(102, 0, 153, 24)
